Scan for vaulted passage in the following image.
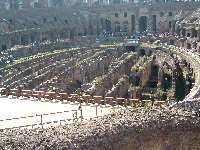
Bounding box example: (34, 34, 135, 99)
(115, 21, 120, 32)
(162, 73, 172, 91)
(175, 76, 186, 101)
(139, 49, 145, 56)
(152, 15, 156, 32)
(139, 16, 147, 33)
(105, 19, 112, 33)
(131, 15, 135, 33)
(126, 46, 136, 52)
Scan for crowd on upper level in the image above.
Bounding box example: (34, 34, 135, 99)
(0, 0, 195, 11)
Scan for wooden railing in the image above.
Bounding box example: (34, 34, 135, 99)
(0, 88, 168, 107)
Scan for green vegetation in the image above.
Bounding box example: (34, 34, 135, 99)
(140, 42, 159, 49)
(131, 55, 152, 72)
(75, 49, 107, 67)
(0, 42, 123, 74)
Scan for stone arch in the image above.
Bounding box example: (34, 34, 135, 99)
(169, 21, 172, 29)
(192, 28, 197, 38)
(88, 20, 93, 35)
(131, 15, 135, 33)
(123, 21, 129, 32)
(182, 28, 186, 36)
(176, 26, 181, 36)
(100, 18, 104, 32)
(187, 43, 191, 49)
(114, 21, 120, 32)
(139, 16, 148, 33)
(187, 32, 191, 37)
(113, 0, 120, 4)
(105, 19, 112, 33)
(193, 42, 197, 49)
(152, 15, 157, 32)
(169, 39, 174, 45)
(160, 12, 164, 17)
(139, 49, 145, 56)
(162, 73, 172, 91)
(70, 29, 75, 40)
(1, 44, 7, 50)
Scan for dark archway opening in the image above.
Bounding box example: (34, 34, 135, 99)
(33, 2, 39, 8)
(187, 33, 190, 37)
(192, 28, 198, 38)
(152, 15, 156, 32)
(113, 0, 120, 4)
(161, 73, 172, 91)
(175, 76, 186, 101)
(187, 43, 191, 49)
(70, 30, 74, 40)
(126, 46, 136, 52)
(139, 49, 145, 56)
(139, 16, 147, 33)
(169, 21, 172, 29)
(21, 35, 29, 45)
(1, 45, 7, 50)
(182, 29, 186, 36)
(149, 65, 159, 88)
(135, 76, 140, 86)
(100, 18, 105, 31)
(115, 21, 120, 32)
(169, 39, 174, 45)
(89, 21, 93, 35)
(105, 19, 112, 33)
(176, 28, 181, 36)
(83, 27, 87, 36)
(131, 15, 135, 33)
(123, 21, 129, 32)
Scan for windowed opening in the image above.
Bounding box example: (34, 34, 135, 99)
(123, 21, 129, 32)
(65, 19, 68, 24)
(160, 12, 164, 17)
(139, 16, 147, 32)
(115, 21, 120, 32)
(43, 18, 47, 23)
(33, 21, 38, 25)
(169, 39, 174, 45)
(1, 45, 7, 50)
(115, 13, 119, 17)
(187, 43, 191, 49)
(168, 12, 172, 16)
(182, 29, 186, 36)
(169, 21, 172, 29)
(139, 49, 145, 56)
(192, 28, 198, 38)
(54, 17, 57, 22)
(124, 12, 127, 18)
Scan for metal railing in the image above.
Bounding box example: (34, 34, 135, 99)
(0, 110, 79, 130)
(0, 88, 168, 130)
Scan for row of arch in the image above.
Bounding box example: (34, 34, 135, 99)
(103, 15, 149, 33)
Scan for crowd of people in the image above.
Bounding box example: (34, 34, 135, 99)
(0, 49, 14, 67)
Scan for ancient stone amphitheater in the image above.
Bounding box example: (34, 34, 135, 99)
(1, 1, 200, 150)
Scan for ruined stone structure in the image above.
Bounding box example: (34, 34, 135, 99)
(0, 2, 199, 50)
(1, 1, 200, 150)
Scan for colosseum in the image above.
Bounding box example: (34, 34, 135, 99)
(0, 0, 200, 150)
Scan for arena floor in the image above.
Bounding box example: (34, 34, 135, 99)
(0, 96, 121, 129)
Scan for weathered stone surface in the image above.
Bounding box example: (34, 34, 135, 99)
(1, 107, 200, 150)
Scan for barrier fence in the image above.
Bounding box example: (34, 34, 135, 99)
(0, 88, 168, 130)
(0, 110, 79, 130)
(0, 88, 168, 107)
